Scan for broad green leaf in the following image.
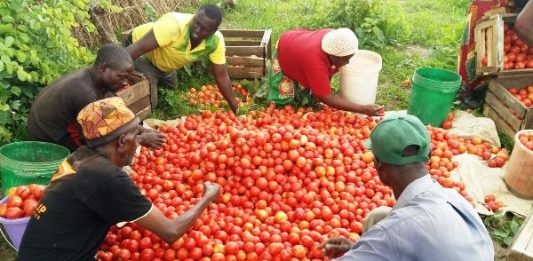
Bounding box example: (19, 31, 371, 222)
(17, 25, 28, 32)
(16, 51, 27, 63)
(0, 103, 9, 111)
(1, 15, 13, 23)
(16, 68, 27, 81)
(0, 61, 3, 72)
(4, 36, 14, 47)
(19, 33, 30, 43)
(1, 55, 11, 64)
(0, 24, 15, 34)
(10, 86, 21, 96)
(503, 237, 513, 246)
(493, 229, 509, 238)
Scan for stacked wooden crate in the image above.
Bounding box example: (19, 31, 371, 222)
(475, 13, 533, 137)
(221, 29, 272, 79)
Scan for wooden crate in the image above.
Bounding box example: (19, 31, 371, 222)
(221, 29, 272, 79)
(475, 13, 533, 76)
(507, 215, 533, 261)
(116, 72, 152, 120)
(483, 73, 533, 138)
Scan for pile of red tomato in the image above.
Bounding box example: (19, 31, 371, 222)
(0, 184, 46, 219)
(508, 84, 533, 108)
(95, 103, 507, 260)
(182, 84, 252, 110)
(502, 25, 533, 70)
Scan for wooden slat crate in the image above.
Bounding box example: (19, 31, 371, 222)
(475, 13, 533, 76)
(116, 72, 152, 120)
(483, 73, 533, 138)
(507, 215, 533, 261)
(221, 29, 272, 79)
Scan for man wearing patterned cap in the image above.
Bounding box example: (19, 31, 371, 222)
(18, 97, 221, 260)
(318, 114, 493, 260)
(267, 28, 383, 116)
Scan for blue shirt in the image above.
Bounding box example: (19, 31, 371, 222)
(339, 175, 494, 261)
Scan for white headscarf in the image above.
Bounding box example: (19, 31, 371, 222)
(321, 28, 359, 57)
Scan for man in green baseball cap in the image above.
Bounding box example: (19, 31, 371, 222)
(319, 114, 493, 260)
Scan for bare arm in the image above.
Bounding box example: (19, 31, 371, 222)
(135, 182, 220, 243)
(315, 94, 384, 116)
(126, 30, 160, 60)
(211, 63, 239, 113)
(514, 1, 533, 46)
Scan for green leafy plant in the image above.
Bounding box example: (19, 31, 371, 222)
(0, 0, 118, 146)
(484, 213, 525, 247)
(303, 0, 408, 49)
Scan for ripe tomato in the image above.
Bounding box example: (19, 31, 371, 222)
(7, 195, 23, 208)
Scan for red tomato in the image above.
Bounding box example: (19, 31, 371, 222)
(117, 249, 131, 261)
(0, 204, 7, 217)
(140, 249, 154, 261)
(7, 196, 23, 208)
(23, 199, 38, 216)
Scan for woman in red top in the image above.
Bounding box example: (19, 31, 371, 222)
(267, 28, 383, 116)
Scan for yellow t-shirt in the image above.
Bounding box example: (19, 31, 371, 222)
(132, 12, 226, 72)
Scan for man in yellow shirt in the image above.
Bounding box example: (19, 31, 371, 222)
(125, 5, 238, 112)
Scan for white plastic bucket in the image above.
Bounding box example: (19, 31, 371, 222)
(339, 50, 382, 105)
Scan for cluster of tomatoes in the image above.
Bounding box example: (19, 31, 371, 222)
(518, 132, 533, 151)
(182, 84, 253, 110)
(96, 103, 507, 260)
(0, 184, 45, 219)
(483, 194, 502, 212)
(502, 25, 533, 70)
(508, 84, 533, 108)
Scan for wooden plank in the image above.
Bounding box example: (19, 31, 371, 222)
(226, 56, 264, 67)
(524, 108, 533, 129)
(261, 29, 272, 60)
(484, 104, 517, 138)
(226, 46, 263, 56)
(225, 40, 262, 46)
(128, 96, 151, 114)
(136, 106, 151, 121)
(474, 15, 505, 75)
(475, 20, 489, 74)
(489, 80, 527, 117)
(507, 215, 533, 261)
(117, 78, 150, 106)
(227, 67, 264, 79)
(498, 68, 533, 76)
(485, 91, 522, 130)
(487, 25, 494, 69)
(260, 29, 272, 47)
(220, 29, 265, 38)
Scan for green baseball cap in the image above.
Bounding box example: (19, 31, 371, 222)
(366, 114, 430, 165)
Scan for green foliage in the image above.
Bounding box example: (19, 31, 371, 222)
(0, 0, 120, 146)
(484, 213, 525, 247)
(304, 0, 409, 49)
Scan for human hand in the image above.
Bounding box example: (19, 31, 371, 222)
(203, 182, 221, 202)
(139, 130, 165, 148)
(317, 236, 354, 258)
(361, 104, 384, 116)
